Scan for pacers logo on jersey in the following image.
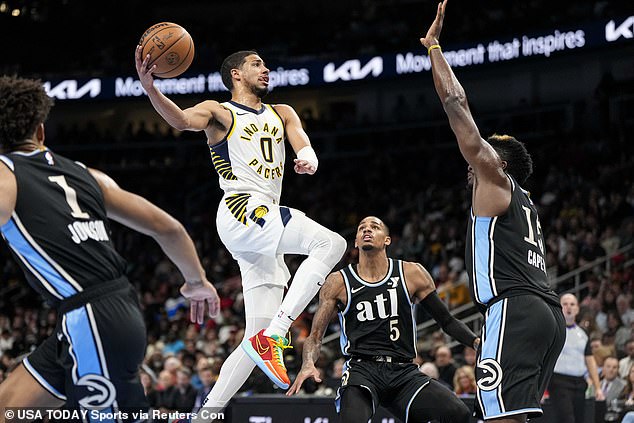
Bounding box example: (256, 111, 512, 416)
(249, 205, 269, 227)
(476, 358, 503, 391)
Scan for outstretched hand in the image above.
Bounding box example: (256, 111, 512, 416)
(286, 365, 322, 396)
(420, 0, 447, 49)
(180, 279, 221, 324)
(135, 45, 157, 90)
(294, 159, 317, 175)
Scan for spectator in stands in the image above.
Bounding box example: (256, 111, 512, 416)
(162, 367, 197, 413)
(620, 340, 634, 379)
(579, 232, 606, 265)
(325, 358, 345, 392)
(595, 343, 618, 374)
(601, 356, 626, 403)
(433, 345, 457, 389)
(0, 330, 12, 355)
(193, 364, 216, 413)
(617, 294, 634, 327)
(601, 225, 621, 256)
(453, 365, 477, 397)
(604, 310, 631, 355)
(462, 347, 477, 368)
(578, 307, 602, 339)
(140, 370, 160, 409)
(618, 365, 634, 423)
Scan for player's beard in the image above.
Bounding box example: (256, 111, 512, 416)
(251, 84, 269, 98)
(361, 244, 375, 251)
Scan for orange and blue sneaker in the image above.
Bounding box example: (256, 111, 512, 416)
(241, 329, 292, 389)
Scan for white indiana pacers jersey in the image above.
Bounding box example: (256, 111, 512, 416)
(209, 101, 286, 203)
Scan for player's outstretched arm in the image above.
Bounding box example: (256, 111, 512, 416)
(287, 272, 344, 395)
(135, 45, 220, 133)
(420, 1, 506, 188)
(89, 168, 220, 322)
(274, 104, 318, 175)
(405, 262, 479, 349)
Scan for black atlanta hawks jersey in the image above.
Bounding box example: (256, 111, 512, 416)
(338, 258, 416, 361)
(465, 174, 559, 313)
(0, 149, 127, 306)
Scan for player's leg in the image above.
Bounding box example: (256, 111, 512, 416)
(266, 209, 346, 336)
(0, 331, 66, 422)
(0, 363, 64, 423)
(197, 281, 284, 420)
(338, 386, 374, 423)
(388, 365, 470, 423)
(242, 210, 345, 388)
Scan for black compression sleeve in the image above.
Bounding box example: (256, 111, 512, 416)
(421, 291, 477, 347)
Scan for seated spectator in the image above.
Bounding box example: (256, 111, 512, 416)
(618, 366, 634, 422)
(603, 309, 631, 355)
(453, 365, 477, 397)
(162, 367, 197, 413)
(579, 232, 606, 265)
(140, 370, 160, 409)
(462, 347, 477, 368)
(434, 345, 457, 389)
(620, 339, 634, 379)
(164, 355, 182, 375)
(595, 345, 617, 374)
(193, 364, 217, 412)
(617, 294, 634, 327)
(325, 358, 345, 391)
(600, 356, 626, 403)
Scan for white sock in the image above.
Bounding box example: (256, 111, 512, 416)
(196, 285, 284, 421)
(264, 257, 331, 337)
(199, 345, 255, 411)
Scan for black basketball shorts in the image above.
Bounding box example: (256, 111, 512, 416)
(24, 284, 148, 422)
(474, 294, 565, 420)
(335, 359, 433, 421)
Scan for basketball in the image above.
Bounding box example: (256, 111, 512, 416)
(139, 22, 194, 78)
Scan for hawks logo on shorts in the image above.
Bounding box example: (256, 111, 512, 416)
(476, 358, 503, 391)
(76, 374, 117, 408)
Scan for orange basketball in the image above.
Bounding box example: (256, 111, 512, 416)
(139, 22, 195, 78)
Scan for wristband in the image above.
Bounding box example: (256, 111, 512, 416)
(428, 44, 441, 55)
